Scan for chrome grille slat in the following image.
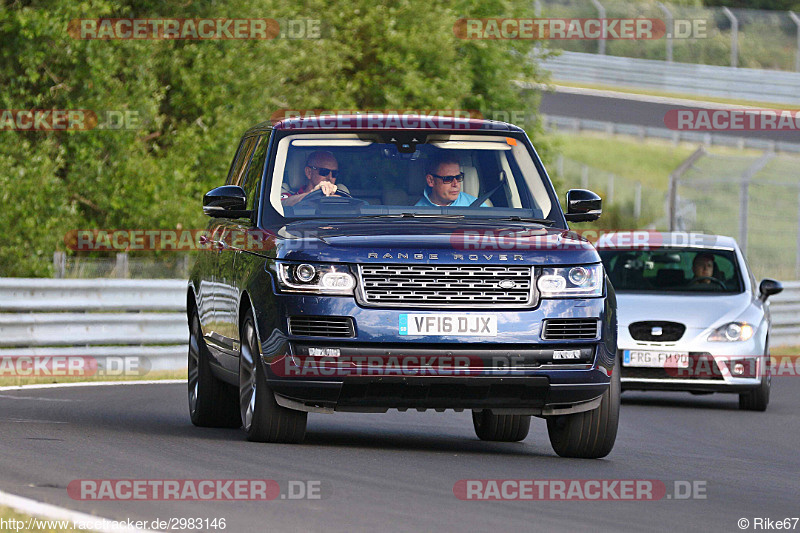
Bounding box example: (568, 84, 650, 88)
(357, 264, 535, 308)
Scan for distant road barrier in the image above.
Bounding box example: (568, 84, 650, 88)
(0, 278, 188, 372)
(769, 281, 800, 348)
(542, 51, 800, 105)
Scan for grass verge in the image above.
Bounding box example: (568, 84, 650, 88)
(0, 369, 186, 388)
(0, 506, 85, 533)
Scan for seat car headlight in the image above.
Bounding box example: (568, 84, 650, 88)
(276, 262, 356, 295)
(708, 322, 754, 342)
(537, 264, 603, 298)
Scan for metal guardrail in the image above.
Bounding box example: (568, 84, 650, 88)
(769, 281, 800, 347)
(543, 114, 800, 155)
(542, 51, 800, 105)
(0, 278, 188, 371)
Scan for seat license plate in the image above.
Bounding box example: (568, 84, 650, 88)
(623, 350, 689, 368)
(399, 314, 497, 336)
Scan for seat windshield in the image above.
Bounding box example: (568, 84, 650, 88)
(599, 248, 744, 294)
(268, 133, 555, 221)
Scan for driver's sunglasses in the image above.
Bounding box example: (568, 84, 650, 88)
(431, 172, 465, 184)
(308, 166, 339, 178)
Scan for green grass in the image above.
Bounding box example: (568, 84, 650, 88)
(770, 346, 800, 357)
(543, 131, 768, 191)
(0, 506, 85, 532)
(0, 369, 186, 388)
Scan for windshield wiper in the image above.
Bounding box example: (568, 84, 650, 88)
(499, 216, 555, 226)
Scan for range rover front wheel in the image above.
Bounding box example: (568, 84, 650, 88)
(188, 309, 240, 428)
(545, 365, 620, 459)
(239, 311, 307, 443)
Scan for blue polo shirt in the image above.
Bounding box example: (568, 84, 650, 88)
(415, 189, 486, 207)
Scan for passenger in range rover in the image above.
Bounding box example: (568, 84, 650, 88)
(415, 157, 481, 207)
(190, 115, 616, 458)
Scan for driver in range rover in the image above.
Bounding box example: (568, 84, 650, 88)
(281, 151, 350, 206)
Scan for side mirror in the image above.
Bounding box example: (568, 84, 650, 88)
(759, 278, 783, 301)
(565, 189, 602, 222)
(203, 186, 250, 218)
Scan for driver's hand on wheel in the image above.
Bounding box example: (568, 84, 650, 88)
(315, 181, 338, 196)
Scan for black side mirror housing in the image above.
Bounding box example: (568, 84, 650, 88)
(759, 278, 783, 301)
(203, 186, 250, 218)
(564, 189, 602, 222)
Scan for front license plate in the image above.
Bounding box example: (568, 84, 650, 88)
(623, 350, 690, 368)
(399, 314, 497, 336)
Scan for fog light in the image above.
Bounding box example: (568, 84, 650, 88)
(295, 264, 316, 283)
(733, 363, 745, 375)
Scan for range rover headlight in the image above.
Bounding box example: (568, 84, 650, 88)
(276, 262, 355, 295)
(537, 264, 603, 298)
(708, 322, 754, 342)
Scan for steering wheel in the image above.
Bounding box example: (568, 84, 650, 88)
(689, 276, 726, 289)
(296, 187, 367, 206)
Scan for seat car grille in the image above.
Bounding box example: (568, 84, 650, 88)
(357, 264, 534, 307)
(288, 316, 355, 338)
(629, 321, 686, 342)
(542, 319, 600, 340)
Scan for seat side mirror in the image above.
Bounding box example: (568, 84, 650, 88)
(565, 189, 602, 222)
(759, 278, 783, 301)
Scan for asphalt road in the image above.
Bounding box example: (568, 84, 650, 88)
(1, 380, 798, 533)
(539, 90, 800, 144)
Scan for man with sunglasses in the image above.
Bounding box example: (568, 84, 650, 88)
(415, 157, 484, 207)
(281, 151, 349, 206)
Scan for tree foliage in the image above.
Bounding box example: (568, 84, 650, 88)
(0, 0, 551, 276)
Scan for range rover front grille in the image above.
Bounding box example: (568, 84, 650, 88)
(356, 264, 535, 307)
(288, 316, 355, 338)
(542, 319, 600, 340)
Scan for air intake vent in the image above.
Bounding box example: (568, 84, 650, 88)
(542, 319, 599, 340)
(629, 321, 685, 342)
(289, 316, 355, 338)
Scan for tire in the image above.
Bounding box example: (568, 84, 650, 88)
(188, 309, 241, 428)
(239, 311, 307, 443)
(472, 411, 531, 442)
(739, 375, 770, 411)
(546, 364, 620, 459)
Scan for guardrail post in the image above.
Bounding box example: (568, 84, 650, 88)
(581, 165, 589, 189)
(657, 2, 674, 62)
(634, 182, 642, 220)
(116, 253, 129, 279)
(533, 0, 542, 17)
(790, 12, 800, 72)
(722, 7, 739, 68)
(53, 252, 66, 279)
(590, 0, 606, 55)
(557, 154, 564, 178)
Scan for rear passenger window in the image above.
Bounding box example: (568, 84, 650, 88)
(227, 137, 257, 187)
(242, 135, 268, 210)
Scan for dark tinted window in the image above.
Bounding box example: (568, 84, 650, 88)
(226, 136, 257, 187)
(599, 248, 743, 293)
(242, 135, 268, 210)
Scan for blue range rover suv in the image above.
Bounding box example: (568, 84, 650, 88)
(187, 114, 618, 458)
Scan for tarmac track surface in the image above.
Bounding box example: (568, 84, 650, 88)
(0, 380, 798, 532)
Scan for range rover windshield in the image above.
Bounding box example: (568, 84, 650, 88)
(268, 133, 555, 222)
